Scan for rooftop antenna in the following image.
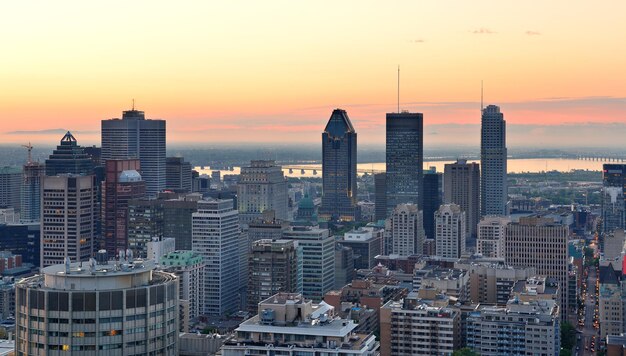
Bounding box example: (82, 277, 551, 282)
(480, 80, 484, 111)
(397, 66, 400, 113)
(21, 142, 33, 164)
(132, 98, 135, 111)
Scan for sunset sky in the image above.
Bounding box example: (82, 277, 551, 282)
(1, 1, 625, 147)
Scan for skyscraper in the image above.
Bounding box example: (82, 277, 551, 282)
(20, 159, 44, 222)
(480, 105, 508, 216)
(101, 159, 146, 255)
(602, 164, 625, 232)
(422, 167, 442, 240)
(476, 216, 510, 258)
(386, 111, 423, 215)
(319, 109, 358, 221)
(444, 160, 480, 239)
(435, 203, 466, 259)
(45, 131, 94, 176)
(40, 175, 95, 267)
(374, 173, 387, 221)
(384, 204, 425, 257)
(165, 156, 192, 193)
(0, 167, 21, 210)
(237, 160, 288, 224)
(101, 109, 166, 197)
(192, 199, 240, 315)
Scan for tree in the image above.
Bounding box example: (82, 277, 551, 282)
(560, 322, 576, 350)
(452, 348, 479, 356)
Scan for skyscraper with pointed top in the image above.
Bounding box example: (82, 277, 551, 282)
(45, 131, 94, 176)
(101, 108, 166, 197)
(319, 109, 358, 221)
(480, 104, 508, 216)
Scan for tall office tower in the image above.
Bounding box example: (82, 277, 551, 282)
(101, 159, 146, 255)
(192, 199, 240, 315)
(0, 167, 21, 210)
(335, 243, 355, 289)
(386, 111, 424, 215)
(247, 211, 290, 246)
(16, 258, 179, 355)
(505, 216, 569, 320)
(384, 204, 425, 256)
(45, 131, 94, 176)
(282, 226, 335, 301)
(21, 160, 45, 222)
(128, 199, 164, 257)
(374, 173, 387, 221)
(380, 294, 460, 356)
(246, 239, 300, 313)
(101, 109, 166, 197)
(238, 160, 288, 224)
(319, 109, 358, 221)
(340, 227, 383, 269)
(165, 157, 192, 193)
(40, 175, 95, 267)
(435, 204, 466, 259)
(480, 105, 508, 216)
(477, 216, 510, 258)
(422, 167, 442, 240)
(163, 194, 200, 251)
(602, 164, 625, 232)
(161, 250, 204, 322)
(444, 160, 480, 239)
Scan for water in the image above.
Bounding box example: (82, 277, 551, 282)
(194, 158, 607, 178)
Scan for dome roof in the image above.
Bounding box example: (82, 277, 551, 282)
(298, 194, 314, 209)
(119, 170, 142, 183)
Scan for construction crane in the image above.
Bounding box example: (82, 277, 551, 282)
(21, 142, 33, 164)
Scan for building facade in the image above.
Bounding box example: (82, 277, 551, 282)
(602, 164, 625, 232)
(165, 157, 192, 193)
(476, 216, 510, 258)
(21, 161, 45, 222)
(480, 105, 508, 216)
(374, 173, 387, 221)
(0, 166, 21, 211)
(319, 109, 358, 221)
(45, 132, 94, 176)
(161, 250, 204, 322)
(444, 159, 480, 239)
(423, 167, 442, 240)
(435, 204, 466, 259)
(385, 112, 424, 214)
(15, 258, 179, 355)
(237, 160, 288, 224)
(101, 109, 166, 197)
(340, 227, 383, 270)
(41, 175, 95, 267)
(384, 204, 425, 257)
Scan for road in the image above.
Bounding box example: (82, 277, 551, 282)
(577, 262, 599, 355)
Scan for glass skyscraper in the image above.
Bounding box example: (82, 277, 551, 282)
(602, 164, 625, 232)
(480, 105, 507, 216)
(101, 109, 166, 197)
(45, 131, 94, 176)
(385, 112, 423, 215)
(319, 109, 358, 221)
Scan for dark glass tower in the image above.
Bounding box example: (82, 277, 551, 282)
(45, 131, 94, 176)
(385, 112, 423, 215)
(480, 105, 507, 216)
(374, 173, 387, 221)
(602, 164, 626, 232)
(319, 109, 358, 221)
(423, 168, 442, 240)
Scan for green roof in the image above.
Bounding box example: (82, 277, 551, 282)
(161, 250, 203, 266)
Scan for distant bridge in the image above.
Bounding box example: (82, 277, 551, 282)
(283, 165, 384, 175)
(575, 155, 626, 163)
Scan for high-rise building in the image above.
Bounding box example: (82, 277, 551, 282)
(384, 204, 425, 257)
(385, 111, 423, 215)
(237, 160, 288, 224)
(161, 250, 204, 322)
(247, 211, 290, 246)
(319, 109, 358, 221)
(598, 263, 623, 338)
(480, 105, 508, 216)
(246, 239, 301, 313)
(128, 198, 164, 257)
(192, 199, 240, 315)
(476, 216, 510, 258)
(0, 166, 21, 210)
(282, 226, 335, 301)
(466, 299, 560, 355)
(505, 216, 569, 320)
(16, 258, 179, 355)
(422, 167, 442, 240)
(45, 131, 94, 176)
(335, 243, 355, 289)
(41, 175, 95, 267)
(340, 227, 383, 269)
(380, 293, 460, 356)
(458, 261, 536, 305)
(163, 194, 200, 251)
(222, 293, 379, 356)
(166, 157, 192, 193)
(374, 173, 387, 221)
(101, 109, 166, 197)
(20, 161, 44, 222)
(602, 164, 625, 232)
(101, 159, 146, 255)
(444, 159, 480, 239)
(0, 222, 40, 267)
(435, 204, 466, 259)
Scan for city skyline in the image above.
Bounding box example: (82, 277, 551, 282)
(1, 2, 626, 147)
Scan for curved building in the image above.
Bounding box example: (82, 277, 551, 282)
(16, 257, 178, 355)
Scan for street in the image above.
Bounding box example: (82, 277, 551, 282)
(577, 254, 599, 355)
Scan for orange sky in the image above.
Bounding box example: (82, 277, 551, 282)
(1, 1, 625, 147)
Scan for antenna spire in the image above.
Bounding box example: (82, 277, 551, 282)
(480, 80, 484, 112)
(132, 98, 135, 111)
(397, 66, 400, 113)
